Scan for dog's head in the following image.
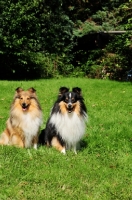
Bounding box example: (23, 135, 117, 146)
(58, 87, 82, 113)
(15, 87, 37, 111)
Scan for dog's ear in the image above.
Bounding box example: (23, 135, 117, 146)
(28, 87, 36, 93)
(72, 87, 82, 95)
(59, 87, 69, 96)
(15, 87, 24, 93)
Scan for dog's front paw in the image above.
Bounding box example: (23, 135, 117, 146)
(33, 143, 37, 149)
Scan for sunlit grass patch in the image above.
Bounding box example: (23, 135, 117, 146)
(0, 78, 132, 199)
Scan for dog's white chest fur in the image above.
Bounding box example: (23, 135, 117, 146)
(50, 112, 87, 148)
(22, 113, 42, 147)
(11, 111, 42, 148)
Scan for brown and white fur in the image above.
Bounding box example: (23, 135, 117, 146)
(0, 87, 43, 149)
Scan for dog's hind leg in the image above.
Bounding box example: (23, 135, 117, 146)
(10, 134, 24, 148)
(0, 131, 10, 145)
(51, 137, 66, 154)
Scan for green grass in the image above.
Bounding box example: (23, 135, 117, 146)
(0, 78, 132, 200)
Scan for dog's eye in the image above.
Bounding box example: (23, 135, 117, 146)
(65, 98, 68, 103)
(20, 97, 23, 100)
(27, 97, 30, 100)
(71, 98, 75, 103)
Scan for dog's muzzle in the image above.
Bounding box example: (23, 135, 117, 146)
(67, 103, 73, 113)
(22, 103, 29, 111)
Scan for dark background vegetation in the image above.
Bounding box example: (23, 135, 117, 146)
(0, 0, 132, 80)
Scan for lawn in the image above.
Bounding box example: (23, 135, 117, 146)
(0, 78, 132, 200)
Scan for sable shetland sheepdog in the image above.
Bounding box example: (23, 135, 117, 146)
(39, 87, 88, 154)
(0, 87, 43, 149)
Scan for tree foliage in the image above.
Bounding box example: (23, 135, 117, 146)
(0, 0, 74, 79)
(0, 0, 132, 79)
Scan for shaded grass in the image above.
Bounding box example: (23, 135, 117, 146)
(0, 78, 132, 200)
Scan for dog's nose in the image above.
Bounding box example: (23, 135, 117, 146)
(22, 103, 26, 107)
(68, 103, 72, 108)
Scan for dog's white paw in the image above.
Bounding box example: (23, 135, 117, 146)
(73, 146, 77, 154)
(33, 144, 37, 149)
(61, 148, 66, 155)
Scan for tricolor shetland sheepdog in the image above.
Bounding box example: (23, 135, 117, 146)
(39, 87, 88, 154)
(0, 87, 43, 149)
